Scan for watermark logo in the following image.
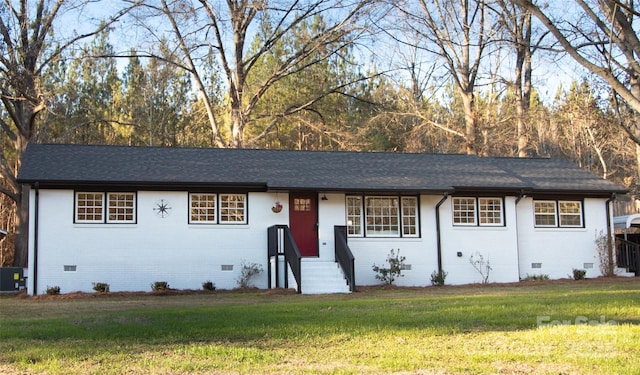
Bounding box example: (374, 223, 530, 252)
(537, 315, 617, 327)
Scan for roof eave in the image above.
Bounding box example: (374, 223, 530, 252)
(21, 180, 269, 192)
(526, 189, 628, 198)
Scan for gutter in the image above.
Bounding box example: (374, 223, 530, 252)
(435, 193, 449, 274)
(514, 190, 526, 281)
(33, 182, 39, 296)
(515, 189, 527, 204)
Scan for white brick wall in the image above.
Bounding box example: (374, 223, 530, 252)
(27, 190, 611, 294)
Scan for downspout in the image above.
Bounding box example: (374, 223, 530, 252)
(435, 193, 449, 274)
(33, 182, 39, 296)
(514, 190, 526, 281)
(606, 193, 616, 276)
(515, 189, 526, 205)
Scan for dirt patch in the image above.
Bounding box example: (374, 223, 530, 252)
(356, 275, 639, 292)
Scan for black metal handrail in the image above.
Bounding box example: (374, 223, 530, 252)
(616, 238, 640, 276)
(267, 225, 278, 289)
(334, 225, 356, 292)
(267, 225, 302, 293)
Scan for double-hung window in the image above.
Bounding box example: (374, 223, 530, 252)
(534, 200, 583, 228)
(346, 195, 419, 237)
(346, 196, 363, 236)
(219, 194, 246, 223)
(190, 194, 217, 223)
(76, 192, 105, 223)
(478, 198, 503, 225)
(452, 197, 504, 226)
(189, 193, 247, 224)
(453, 197, 476, 225)
(107, 193, 136, 223)
(75, 192, 136, 224)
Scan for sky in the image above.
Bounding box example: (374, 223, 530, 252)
(50, 0, 589, 106)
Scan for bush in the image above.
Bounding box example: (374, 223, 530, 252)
(522, 274, 550, 281)
(237, 261, 263, 289)
(372, 249, 406, 285)
(46, 286, 61, 295)
(572, 269, 587, 280)
(469, 252, 492, 284)
(595, 230, 615, 277)
(430, 269, 447, 286)
(151, 281, 170, 291)
(202, 280, 216, 291)
(92, 282, 110, 293)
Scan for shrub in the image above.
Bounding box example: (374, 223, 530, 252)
(92, 282, 110, 293)
(372, 249, 406, 285)
(237, 261, 263, 289)
(572, 269, 587, 280)
(469, 252, 492, 284)
(595, 230, 615, 277)
(151, 281, 170, 291)
(522, 274, 550, 281)
(430, 269, 447, 286)
(46, 286, 61, 295)
(202, 280, 216, 291)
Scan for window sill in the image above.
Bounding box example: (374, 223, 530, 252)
(188, 224, 249, 229)
(533, 227, 586, 232)
(347, 236, 422, 241)
(73, 224, 137, 228)
(452, 225, 508, 230)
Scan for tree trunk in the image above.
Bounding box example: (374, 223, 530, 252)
(515, 46, 531, 157)
(632, 75, 640, 182)
(461, 90, 477, 155)
(13, 186, 28, 267)
(229, 108, 244, 148)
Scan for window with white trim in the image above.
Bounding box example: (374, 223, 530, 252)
(366, 196, 399, 236)
(76, 192, 105, 223)
(533, 200, 556, 226)
(534, 200, 583, 228)
(346, 195, 419, 237)
(220, 194, 246, 223)
(75, 192, 136, 224)
(189, 194, 217, 223)
(452, 197, 504, 227)
(107, 193, 136, 223)
(452, 197, 476, 225)
(559, 201, 582, 227)
(189, 193, 247, 224)
(478, 198, 503, 226)
(346, 196, 363, 236)
(401, 197, 419, 236)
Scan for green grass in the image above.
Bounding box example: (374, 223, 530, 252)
(1, 279, 639, 374)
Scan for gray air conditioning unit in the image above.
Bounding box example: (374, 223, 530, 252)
(0, 267, 25, 292)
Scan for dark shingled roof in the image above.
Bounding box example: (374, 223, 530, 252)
(16, 143, 626, 196)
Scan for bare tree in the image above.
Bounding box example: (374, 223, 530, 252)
(131, 0, 375, 148)
(515, 0, 640, 175)
(0, 0, 135, 266)
(390, 0, 499, 155)
(496, 1, 549, 157)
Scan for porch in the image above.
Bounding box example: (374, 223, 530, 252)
(267, 225, 355, 294)
(613, 214, 640, 276)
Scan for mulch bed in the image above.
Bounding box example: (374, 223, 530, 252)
(4, 276, 637, 300)
(10, 287, 298, 300)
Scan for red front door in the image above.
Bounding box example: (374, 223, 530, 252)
(289, 193, 319, 257)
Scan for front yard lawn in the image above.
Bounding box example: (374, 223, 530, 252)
(1, 278, 639, 374)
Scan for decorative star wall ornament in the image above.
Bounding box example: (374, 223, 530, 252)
(153, 199, 172, 218)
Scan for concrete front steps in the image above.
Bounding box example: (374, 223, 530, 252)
(299, 260, 351, 294)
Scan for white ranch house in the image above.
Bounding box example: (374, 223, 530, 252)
(17, 144, 628, 294)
